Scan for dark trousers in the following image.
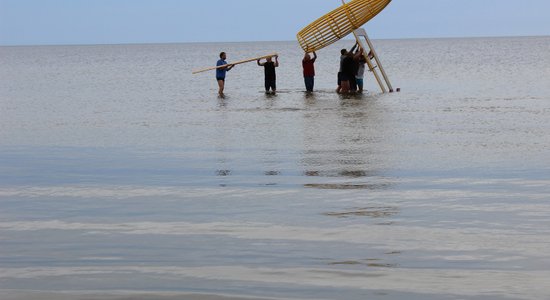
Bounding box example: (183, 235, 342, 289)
(265, 78, 276, 91)
(348, 73, 357, 91)
(304, 76, 314, 92)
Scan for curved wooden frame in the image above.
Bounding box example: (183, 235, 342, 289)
(297, 0, 391, 52)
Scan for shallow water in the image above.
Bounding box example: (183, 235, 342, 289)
(1, 37, 550, 300)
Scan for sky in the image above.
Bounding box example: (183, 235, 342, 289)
(1, 0, 549, 46)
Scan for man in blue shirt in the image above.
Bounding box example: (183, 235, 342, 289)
(216, 52, 235, 96)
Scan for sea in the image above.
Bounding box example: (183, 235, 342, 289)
(1, 36, 550, 300)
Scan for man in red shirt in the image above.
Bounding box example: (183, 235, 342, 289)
(302, 52, 317, 92)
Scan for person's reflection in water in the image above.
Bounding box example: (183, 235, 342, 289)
(301, 94, 390, 190)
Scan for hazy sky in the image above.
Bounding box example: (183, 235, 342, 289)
(1, 0, 549, 45)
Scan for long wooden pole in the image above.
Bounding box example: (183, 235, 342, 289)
(192, 53, 278, 74)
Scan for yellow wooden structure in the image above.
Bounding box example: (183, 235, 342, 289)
(297, 0, 391, 52)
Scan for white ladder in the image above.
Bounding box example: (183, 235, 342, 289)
(352, 28, 394, 93)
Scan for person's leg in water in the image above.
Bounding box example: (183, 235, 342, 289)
(336, 72, 342, 93)
(340, 73, 350, 94)
(304, 76, 314, 92)
(271, 80, 276, 94)
(265, 78, 276, 94)
(341, 80, 350, 94)
(217, 78, 225, 95)
(349, 75, 357, 93)
(356, 78, 364, 93)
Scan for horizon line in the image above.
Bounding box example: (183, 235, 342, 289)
(1, 34, 548, 48)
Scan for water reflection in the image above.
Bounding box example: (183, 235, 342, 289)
(329, 259, 398, 268)
(217, 96, 227, 107)
(323, 206, 400, 218)
(301, 94, 391, 189)
(304, 183, 387, 190)
(216, 170, 231, 176)
(207, 89, 393, 189)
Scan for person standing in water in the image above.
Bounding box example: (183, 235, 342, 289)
(356, 50, 373, 93)
(257, 55, 279, 94)
(216, 52, 234, 96)
(302, 52, 317, 92)
(356, 54, 367, 93)
(341, 46, 365, 94)
(355, 49, 374, 93)
(336, 43, 357, 93)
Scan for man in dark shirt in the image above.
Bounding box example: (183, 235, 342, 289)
(257, 55, 279, 94)
(302, 52, 317, 92)
(341, 49, 363, 94)
(337, 43, 357, 93)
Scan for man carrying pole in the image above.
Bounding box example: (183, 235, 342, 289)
(257, 55, 279, 94)
(216, 52, 235, 96)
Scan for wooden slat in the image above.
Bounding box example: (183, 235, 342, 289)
(192, 53, 278, 74)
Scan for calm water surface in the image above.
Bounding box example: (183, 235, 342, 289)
(1, 37, 550, 300)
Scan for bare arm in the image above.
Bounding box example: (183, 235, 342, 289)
(354, 48, 363, 60)
(274, 55, 279, 67)
(350, 42, 358, 53)
(312, 51, 317, 61)
(257, 59, 265, 66)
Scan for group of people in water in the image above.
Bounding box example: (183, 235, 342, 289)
(215, 43, 371, 96)
(337, 43, 373, 94)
